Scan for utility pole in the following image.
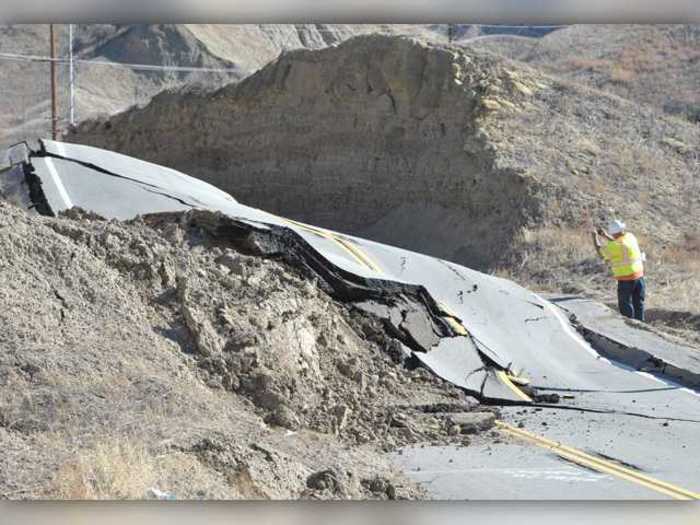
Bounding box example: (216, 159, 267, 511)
(68, 24, 75, 127)
(49, 23, 57, 140)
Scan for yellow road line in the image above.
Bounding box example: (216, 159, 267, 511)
(437, 301, 460, 319)
(496, 421, 700, 500)
(282, 217, 330, 238)
(439, 303, 532, 401)
(332, 235, 382, 273)
(438, 302, 531, 400)
(436, 301, 470, 336)
(443, 316, 469, 336)
(284, 219, 532, 402)
(278, 217, 696, 499)
(496, 371, 533, 402)
(281, 217, 382, 273)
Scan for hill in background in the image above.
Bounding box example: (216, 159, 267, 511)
(0, 23, 571, 148)
(468, 24, 700, 122)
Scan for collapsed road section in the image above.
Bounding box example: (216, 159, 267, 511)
(2, 139, 700, 499)
(3, 139, 700, 413)
(2, 139, 541, 404)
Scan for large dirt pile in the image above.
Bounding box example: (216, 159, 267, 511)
(69, 34, 700, 272)
(0, 24, 453, 149)
(0, 200, 495, 499)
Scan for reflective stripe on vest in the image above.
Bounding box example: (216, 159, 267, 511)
(605, 233, 643, 278)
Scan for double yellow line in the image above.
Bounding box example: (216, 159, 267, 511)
(497, 421, 699, 500)
(282, 217, 382, 272)
(281, 215, 699, 499)
(495, 370, 533, 402)
(438, 302, 532, 402)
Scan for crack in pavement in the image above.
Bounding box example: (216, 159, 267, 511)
(35, 150, 202, 208)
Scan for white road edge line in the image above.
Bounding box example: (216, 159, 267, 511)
(533, 292, 610, 361)
(535, 293, 700, 399)
(44, 142, 73, 210)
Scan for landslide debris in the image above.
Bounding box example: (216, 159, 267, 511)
(0, 201, 495, 500)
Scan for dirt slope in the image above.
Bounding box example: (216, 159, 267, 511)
(0, 200, 495, 499)
(69, 34, 700, 272)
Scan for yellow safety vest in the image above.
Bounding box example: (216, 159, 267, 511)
(602, 233, 644, 280)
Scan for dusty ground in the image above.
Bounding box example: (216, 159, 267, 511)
(0, 200, 500, 500)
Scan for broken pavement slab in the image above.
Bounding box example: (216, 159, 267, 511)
(6, 139, 700, 420)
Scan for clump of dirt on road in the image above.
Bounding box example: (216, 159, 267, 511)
(0, 201, 495, 500)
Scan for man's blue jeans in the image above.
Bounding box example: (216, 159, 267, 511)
(617, 277, 645, 321)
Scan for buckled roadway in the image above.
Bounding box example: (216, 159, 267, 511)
(11, 139, 700, 500)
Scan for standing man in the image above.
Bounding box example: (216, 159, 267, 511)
(592, 220, 646, 321)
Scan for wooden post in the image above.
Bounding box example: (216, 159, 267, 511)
(50, 24, 57, 140)
(68, 24, 75, 127)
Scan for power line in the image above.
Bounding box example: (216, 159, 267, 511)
(458, 24, 566, 29)
(0, 52, 241, 73)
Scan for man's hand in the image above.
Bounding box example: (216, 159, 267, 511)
(596, 227, 615, 242)
(592, 228, 603, 256)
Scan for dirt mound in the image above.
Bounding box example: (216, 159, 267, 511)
(0, 24, 453, 149)
(0, 200, 495, 499)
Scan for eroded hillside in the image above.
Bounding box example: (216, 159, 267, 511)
(70, 34, 700, 272)
(468, 24, 700, 122)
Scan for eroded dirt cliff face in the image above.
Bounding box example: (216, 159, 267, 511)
(0, 24, 453, 148)
(70, 34, 700, 271)
(69, 36, 545, 269)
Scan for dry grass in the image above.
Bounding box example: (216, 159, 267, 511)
(496, 226, 700, 343)
(609, 65, 635, 83)
(494, 225, 604, 296)
(646, 233, 700, 329)
(48, 436, 239, 500)
(51, 440, 156, 499)
(567, 57, 610, 72)
(501, 225, 592, 275)
(519, 226, 591, 264)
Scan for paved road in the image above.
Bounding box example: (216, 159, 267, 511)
(4, 139, 699, 499)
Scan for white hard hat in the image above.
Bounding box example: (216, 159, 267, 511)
(608, 219, 626, 235)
